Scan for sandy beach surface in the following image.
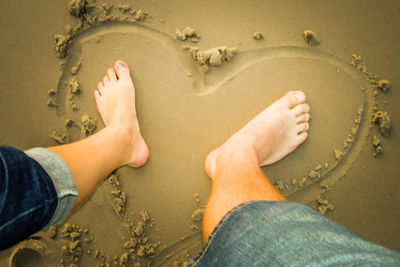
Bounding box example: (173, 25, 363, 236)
(0, 0, 399, 266)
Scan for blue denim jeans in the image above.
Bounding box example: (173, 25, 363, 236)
(0, 146, 77, 250)
(189, 201, 400, 266)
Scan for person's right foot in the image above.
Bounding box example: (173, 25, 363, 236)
(205, 91, 310, 178)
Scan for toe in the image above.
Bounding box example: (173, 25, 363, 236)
(296, 113, 310, 123)
(94, 89, 101, 103)
(296, 132, 309, 146)
(94, 89, 102, 109)
(107, 68, 117, 81)
(296, 122, 309, 133)
(292, 103, 310, 116)
(285, 90, 306, 108)
(97, 82, 104, 95)
(114, 60, 131, 80)
(290, 132, 308, 151)
(103, 75, 110, 86)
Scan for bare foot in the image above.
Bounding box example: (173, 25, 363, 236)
(205, 91, 310, 177)
(94, 60, 149, 168)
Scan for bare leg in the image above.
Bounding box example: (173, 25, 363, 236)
(49, 60, 149, 207)
(202, 91, 310, 242)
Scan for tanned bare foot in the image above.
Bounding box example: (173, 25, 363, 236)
(205, 91, 310, 178)
(94, 60, 149, 168)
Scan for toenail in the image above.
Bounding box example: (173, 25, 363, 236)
(116, 61, 126, 69)
(296, 92, 305, 102)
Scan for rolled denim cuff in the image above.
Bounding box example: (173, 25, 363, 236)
(24, 147, 77, 225)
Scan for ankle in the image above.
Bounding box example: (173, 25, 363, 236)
(107, 123, 135, 165)
(205, 137, 258, 179)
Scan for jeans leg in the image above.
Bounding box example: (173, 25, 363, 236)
(0, 146, 58, 250)
(189, 201, 400, 266)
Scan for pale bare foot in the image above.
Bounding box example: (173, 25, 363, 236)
(205, 91, 310, 178)
(94, 60, 149, 168)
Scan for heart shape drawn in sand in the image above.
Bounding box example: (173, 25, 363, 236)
(50, 21, 376, 201)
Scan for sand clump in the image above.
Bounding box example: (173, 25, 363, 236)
(66, 118, 74, 127)
(376, 79, 390, 92)
(190, 208, 204, 222)
(175, 26, 200, 42)
(108, 174, 127, 217)
(68, 77, 81, 94)
(372, 111, 391, 137)
(303, 30, 320, 46)
(316, 196, 334, 215)
(47, 88, 57, 109)
(80, 114, 97, 136)
(372, 135, 383, 157)
(71, 57, 83, 75)
(47, 226, 57, 239)
(308, 170, 321, 180)
(48, 88, 58, 95)
(252, 31, 264, 40)
(334, 149, 344, 161)
(187, 46, 237, 73)
(47, 99, 58, 108)
(67, 77, 82, 111)
(51, 129, 68, 144)
(118, 3, 131, 13)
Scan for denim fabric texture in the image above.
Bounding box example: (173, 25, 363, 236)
(24, 147, 77, 225)
(189, 201, 400, 266)
(0, 146, 77, 250)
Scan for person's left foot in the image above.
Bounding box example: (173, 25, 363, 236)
(95, 60, 149, 168)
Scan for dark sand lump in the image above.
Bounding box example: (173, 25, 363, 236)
(118, 3, 131, 13)
(376, 79, 390, 92)
(191, 208, 204, 222)
(351, 54, 368, 73)
(51, 130, 68, 144)
(101, 3, 113, 15)
(190, 46, 237, 66)
(308, 170, 320, 180)
(71, 58, 82, 75)
(372, 111, 391, 137)
(314, 164, 322, 171)
(372, 135, 381, 147)
(81, 114, 97, 136)
(47, 99, 58, 108)
(316, 196, 334, 215)
(298, 177, 306, 187)
(134, 9, 149, 21)
(274, 180, 284, 190)
(175, 26, 200, 42)
(70, 102, 79, 111)
(55, 34, 73, 58)
(372, 135, 383, 157)
(66, 119, 74, 127)
(334, 149, 344, 160)
(69, 77, 81, 94)
(252, 31, 263, 40)
(68, 0, 87, 18)
(48, 88, 57, 95)
(303, 30, 320, 46)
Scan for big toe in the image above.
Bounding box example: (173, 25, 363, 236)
(115, 60, 131, 80)
(285, 90, 306, 108)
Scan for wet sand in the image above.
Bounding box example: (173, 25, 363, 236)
(0, 0, 400, 266)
